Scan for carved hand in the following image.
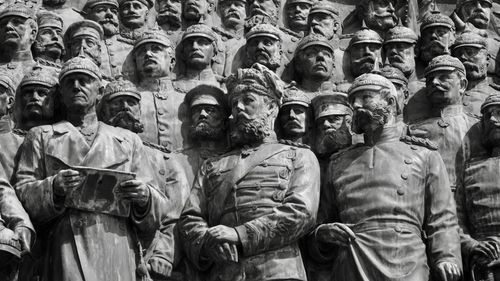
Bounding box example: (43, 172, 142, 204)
(53, 169, 84, 197)
(436, 261, 461, 281)
(472, 240, 500, 265)
(117, 180, 150, 208)
(204, 242, 239, 263)
(315, 223, 355, 247)
(14, 227, 32, 255)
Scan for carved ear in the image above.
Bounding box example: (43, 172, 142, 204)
(170, 57, 176, 72)
(333, 21, 340, 32)
(460, 76, 468, 93)
(6, 96, 13, 111)
(208, 2, 215, 13)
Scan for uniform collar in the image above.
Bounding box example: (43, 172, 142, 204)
(369, 125, 401, 145)
(0, 116, 12, 134)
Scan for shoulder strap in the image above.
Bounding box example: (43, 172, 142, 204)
(209, 143, 290, 225)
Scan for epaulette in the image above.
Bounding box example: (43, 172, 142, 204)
(142, 140, 171, 154)
(35, 58, 62, 69)
(117, 35, 134, 45)
(12, 128, 26, 136)
(212, 26, 234, 40)
(464, 110, 481, 120)
(279, 139, 310, 149)
(400, 135, 438, 150)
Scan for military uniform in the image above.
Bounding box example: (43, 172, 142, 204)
(310, 126, 462, 281)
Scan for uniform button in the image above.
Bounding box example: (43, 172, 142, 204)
(222, 37, 227, 42)
(410, 146, 417, 150)
(109, 52, 114, 57)
(159, 169, 165, 175)
(463, 102, 470, 106)
(111, 63, 117, 68)
(291, 37, 298, 42)
(163, 155, 169, 160)
(106, 40, 112, 45)
(394, 226, 402, 232)
(397, 189, 405, 195)
(404, 159, 412, 164)
(410, 125, 416, 130)
(401, 173, 408, 180)
(159, 126, 165, 131)
(255, 184, 261, 190)
(279, 169, 289, 179)
(252, 205, 257, 211)
(157, 111, 164, 115)
(161, 141, 169, 147)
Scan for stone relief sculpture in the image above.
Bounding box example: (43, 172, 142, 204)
(2, 0, 500, 280)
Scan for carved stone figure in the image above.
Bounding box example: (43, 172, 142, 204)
(347, 25, 383, 80)
(14, 56, 168, 281)
(182, 0, 215, 27)
(311, 92, 352, 166)
(309, 72, 462, 281)
(0, 73, 20, 182)
(381, 64, 410, 124)
(157, 0, 182, 34)
(173, 24, 222, 93)
(179, 63, 320, 281)
(307, 1, 340, 43)
(343, 0, 399, 35)
(451, 0, 492, 30)
(244, 23, 287, 74)
(0, 3, 37, 85)
(455, 94, 500, 280)
(285, 0, 313, 34)
(39, 0, 84, 32)
(118, 0, 154, 41)
(133, 30, 186, 151)
(83, 0, 135, 81)
(217, 0, 247, 76)
(452, 30, 497, 117)
(247, 0, 281, 26)
(98, 78, 190, 281)
(408, 55, 478, 192)
(417, 12, 456, 76)
(383, 22, 418, 80)
(175, 84, 229, 185)
(293, 34, 336, 96)
(277, 85, 312, 145)
(64, 20, 104, 68)
(32, 11, 64, 68)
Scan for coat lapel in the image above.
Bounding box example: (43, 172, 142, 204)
(81, 122, 129, 169)
(46, 122, 90, 167)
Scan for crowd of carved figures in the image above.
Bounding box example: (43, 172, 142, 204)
(2, 0, 500, 281)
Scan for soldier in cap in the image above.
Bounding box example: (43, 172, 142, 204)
(247, 0, 281, 26)
(119, 0, 154, 40)
(452, 30, 497, 117)
(311, 92, 352, 166)
(347, 25, 383, 79)
(83, 0, 136, 81)
(182, 0, 216, 28)
(381, 64, 409, 124)
(0, 3, 37, 86)
(32, 11, 65, 68)
(407, 55, 477, 195)
(133, 30, 187, 151)
(285, 0, 313, 34)
(173, 24, 224, 93)
(14, 56, 168, 281)
(293, 34, 337, 95)
(343, 0, 399, 35)
(218, 0, 247, 36)
(156, 0, 182, 33)
(64, 20, 104, 68)
(418, 11, 456, 69)
(176, 84, 230, 184)
(309, 71, 462, 281)
(98, 78, 190, 281)
(278, 84, 312, 145)
(306, 1, 342, 47)
(383, 22, 418, 80)
(244, 24, 287, 75)
(179, 63, 320, 281)
(38, 0, 84, 33)
(454, 93, 500, 281)
(451, 0, 492, 30)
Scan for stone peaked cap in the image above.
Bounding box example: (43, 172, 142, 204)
(20, 65, 59, 88)
(245, 24, 282, 41)
(102, 77, 140, 101)
(0, 3, 36, 20)
(296, 34, 335, 53)
(424, 55, 465, 77)
(481, 94, 500, 114)
(182, 24, 218, 42)
(134, 29, 172, 50)
(0, 73, 16, 97)
(309, 1, 338, 17)
(37, 11, 63, 30)
(286, 0, 315, 5)
(226, 63, 284, 104)
(457, 0, 492, 8)
(452, 30, 488, 50)
(59, 56, 102, 81)
(381, 64, 408, 86)
(185, 84, 229, 114)
(65, 20, 104, 41)
(312, 92, 352, 119)
(420, 11, 455, 31)
(349, 25, 383, 47)
(118, 0, 154, 8)
(348, 72, 397, 99)
(84, 0, 119, 11)
(282, 84, 311, 108)
(384, 23, 418, 45)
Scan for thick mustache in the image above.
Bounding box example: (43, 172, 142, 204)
(100, 19, 119, 26)
(143, 58, 159, 66)
(389, 54, 405, 63)
(255, 50, 271, 59)
(471, 11, 488, 20)
(463, 61, 480, 71)
(189, 51, 205, 58)
(159, 6, 180, 14)
(354, 56, 375, 64)
(226, 11, 241, 19)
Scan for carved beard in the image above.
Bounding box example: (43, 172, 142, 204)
(316, 125, 352, 156)
(483, 121, 500, 150)
(108, 110, 144, 133)
(351, 55, 375, 77)
(189, 121, 225, 141)
(420, 40, 447, 63)
(464, 61, 488, 81)
(32, 40, 64, 61)
(157, 9, 182, 28)
(352, 105, 391, 134)
(230, 114, 272, 146)
(99, 20, 119, 37)
(246, 49, 281, 71)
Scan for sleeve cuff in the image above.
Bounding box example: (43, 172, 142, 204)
(234, 224, 249, 254)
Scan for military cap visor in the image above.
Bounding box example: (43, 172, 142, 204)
(85, 0, 119, 10)
(60, 69, 101, 81)
(282, 100, 310, 108)
(20, 80, 55, 89)
(181, 32, 216, 43)
(186, 84, 227, 109)
(246, 32, 281, 41)
(452, 42, 486, 50)
(134, 38, 170, 50)
(315, 104, 352, 119)
(107, 91, 141, 101)
(421, 22, 453, 31)
(348, 85, 388, 96)
(424, 66, 464, 77)
(66, 21, 104, 41)
(481, 94, 500, 113)
(384, 37, 417, 44)
(298, 40, 335, 53)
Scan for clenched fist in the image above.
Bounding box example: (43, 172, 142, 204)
(53, 169, 84, 197)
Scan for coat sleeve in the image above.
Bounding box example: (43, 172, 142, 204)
(454, 161, 478, 269)
(14, 127, 66, 225)
(178, 163, 212, 271)
(424, 150, 462, 269)
(0, 178, 34, 236)
(307, 158, 340, 263)
(129, 135, 169, 233)
(234, 148, 320, 257)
